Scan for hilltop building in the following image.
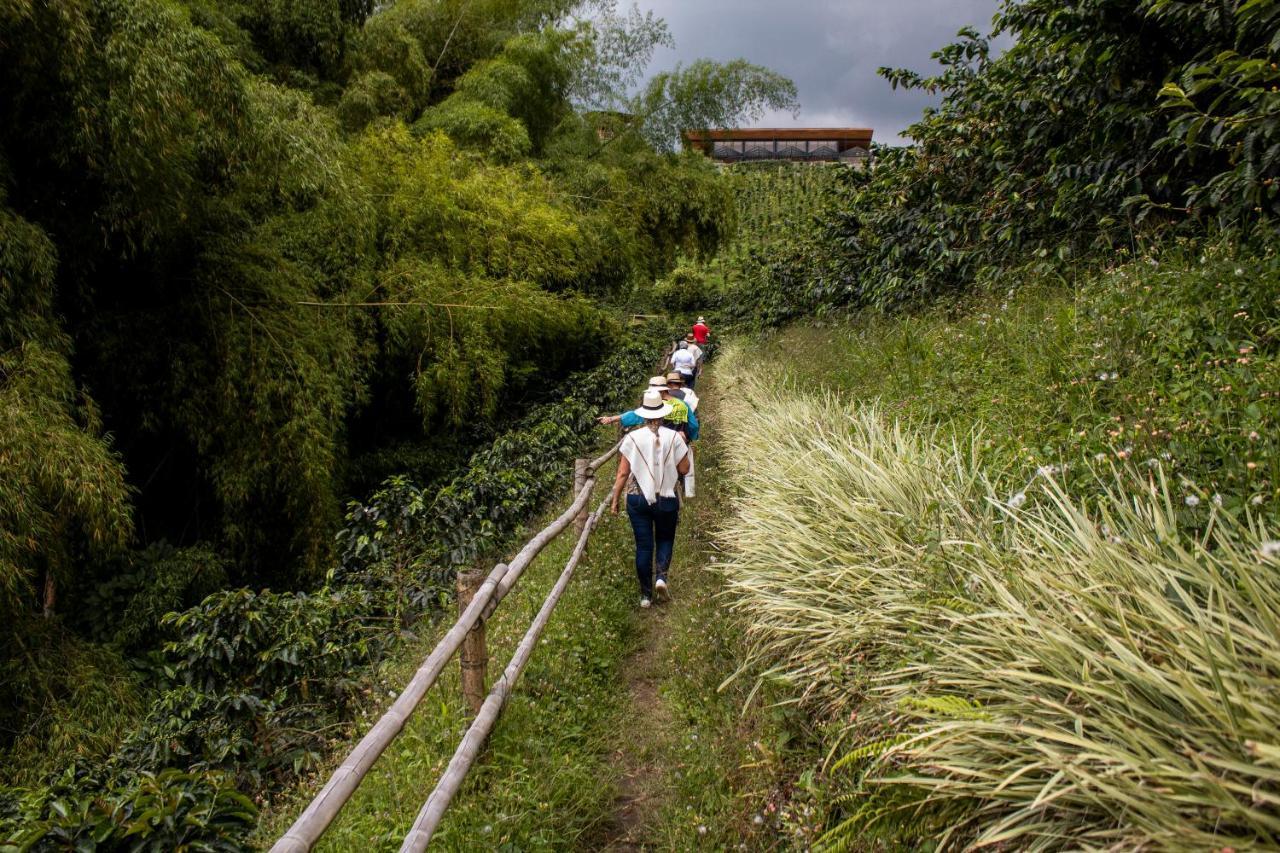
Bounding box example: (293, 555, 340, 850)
(683, 128, 873, 166)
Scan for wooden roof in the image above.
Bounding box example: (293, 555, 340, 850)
(683, 128, 873, 144)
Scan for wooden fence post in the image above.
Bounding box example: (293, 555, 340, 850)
(457, 569, 487, 717)
(573, 458, 589, 537)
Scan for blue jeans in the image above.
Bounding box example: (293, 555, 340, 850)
(626, 494, 680, 598)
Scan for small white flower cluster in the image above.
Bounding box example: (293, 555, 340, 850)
(1261, 541, 1280, 560)
(1096, 371, 1120, 381)
(1184, 495, 1201, 507)
(1007, 491, 1027, 509)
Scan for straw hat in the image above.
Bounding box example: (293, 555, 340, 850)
(647, 375, 669, 392)
(697, 316, 705, 323)
(685, 332, 696, 341)
(633, 389, 672, 420)
(665, 371, 684, 385)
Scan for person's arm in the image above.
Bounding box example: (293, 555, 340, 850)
(597, 411, 642, 427)
(611, 456, 631, 515)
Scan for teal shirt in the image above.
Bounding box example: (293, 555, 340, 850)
(618, 402, 699, 440)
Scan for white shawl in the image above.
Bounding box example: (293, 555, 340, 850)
(621, 425, 688, 504)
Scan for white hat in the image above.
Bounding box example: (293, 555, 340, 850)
(697, 316, 705, 322)
(633, 389, 672, 420)
(648, 375, 669, 392)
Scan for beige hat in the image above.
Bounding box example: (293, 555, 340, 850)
(697, 316, 705, 323)
(633, 389, 672, 420)
(685, 332, 696, 341)
(665, 371, 684, 385)
(647, 375, 669, 392)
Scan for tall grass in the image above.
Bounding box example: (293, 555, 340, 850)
(715, 349, 1280, 849)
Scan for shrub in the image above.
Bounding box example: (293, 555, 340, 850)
(120, 586, 386, 788)
(651, 264, 721, 313)
(0, 767, 255, 851)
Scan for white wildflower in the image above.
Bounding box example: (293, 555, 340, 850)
(1235, 267, 1245, 276)
(1144, 458, 1158, 468)
(753, 815, 764, 826)
(1097, 372, 1108, 381)
(1008, 492, 1027, 509)
(1261, 541, 1280, 559)
(1185, 495, 1201, 507)
(1109, 371, 1119, 380)
(697, 826, 708, 836)
(1252, 495, 1265, 506)
(1094, 452, 1108, 462)
(1213, 493, 1223, 507)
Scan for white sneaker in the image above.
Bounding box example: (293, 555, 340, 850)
(654, 578, 669, 601)
(640, 597, 652, 609)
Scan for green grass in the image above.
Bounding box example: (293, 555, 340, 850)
(755, 241, 1280, 521)
(710, 241, 1280, 849)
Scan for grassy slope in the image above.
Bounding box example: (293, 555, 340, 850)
(755, 243, 1279, 515)
(711, 243, 1280, 847)
(258, 375, 805, 850)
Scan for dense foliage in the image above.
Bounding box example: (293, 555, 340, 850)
(705, 0, 1280, 324)
(1, 0, 794, 843)
(672, 162, 854, 326)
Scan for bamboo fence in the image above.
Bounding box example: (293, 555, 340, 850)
(271, 444, 620, 853)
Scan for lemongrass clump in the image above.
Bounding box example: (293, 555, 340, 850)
(714, 342, 1280, 849)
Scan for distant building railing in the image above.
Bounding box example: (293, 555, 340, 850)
(683, 127, 874, 166)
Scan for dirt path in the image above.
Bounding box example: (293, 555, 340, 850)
(603, 603, 675, 849)
(597, 377, 732, 851)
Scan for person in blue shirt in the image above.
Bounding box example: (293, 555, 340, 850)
(597, 376, 699, 441)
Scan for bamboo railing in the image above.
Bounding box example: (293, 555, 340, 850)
(271, 443, 621, 853)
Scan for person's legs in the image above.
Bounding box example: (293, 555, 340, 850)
(626, 495, 655, 599)
(682, 371, 696, 390)
(652, 496, 680, 586)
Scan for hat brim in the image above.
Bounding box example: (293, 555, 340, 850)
(633, 402, 673, 420)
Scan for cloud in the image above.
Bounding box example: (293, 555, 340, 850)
(633, 0, 1005, 144)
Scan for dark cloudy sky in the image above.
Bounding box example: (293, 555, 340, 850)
(634, 0, 1006, 144)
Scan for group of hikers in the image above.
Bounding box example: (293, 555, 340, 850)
(600, 317, 712, 608)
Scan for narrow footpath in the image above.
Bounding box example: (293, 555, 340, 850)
(594, 372, 791, 851)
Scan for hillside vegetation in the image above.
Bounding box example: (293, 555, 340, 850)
(0, 0, 799, 845)
(705, 0, 1280, 848)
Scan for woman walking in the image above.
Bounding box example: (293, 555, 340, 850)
(611, 389, 691, 608)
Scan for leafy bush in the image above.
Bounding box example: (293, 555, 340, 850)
(651, 264, 721, 313)
(79, 543, 230, 653)
(0, 767, 255, 851)
(441, 327, 671, 561)
(120, 586, 386, 788)
(822, 0, 1280, 312)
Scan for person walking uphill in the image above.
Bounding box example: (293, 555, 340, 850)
(670, 340, 697, 390)
(611, 389, 690, 608)
(692, 316, 710, 345)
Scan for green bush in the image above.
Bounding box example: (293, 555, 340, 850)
(0, 767, 255, 851)
(651, 264, 722, 313)
(119, 586, 386, 789)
